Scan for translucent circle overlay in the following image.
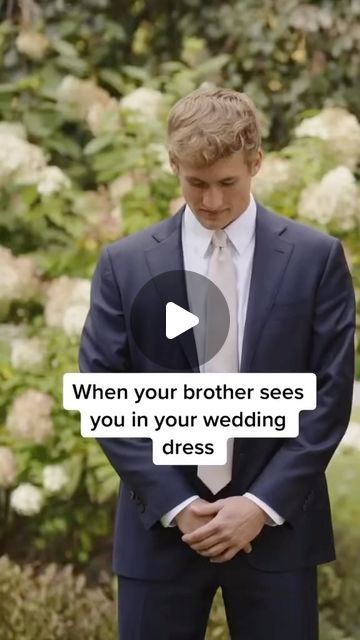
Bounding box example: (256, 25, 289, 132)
(130, 270, 230, 370)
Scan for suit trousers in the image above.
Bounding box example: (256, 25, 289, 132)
(117, 552, 318, 640)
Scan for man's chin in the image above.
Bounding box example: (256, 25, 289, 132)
(195, 211, 231, 230)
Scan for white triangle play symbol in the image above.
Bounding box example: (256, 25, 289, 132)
(166, 302, 199, 339)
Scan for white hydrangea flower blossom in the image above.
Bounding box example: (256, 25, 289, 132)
(16, 30, 50, 61)
(298, 166, 360, 231)
(6, 390, 54, 444)
(0, 122, 27, 139)
(120, 87, 165, 120)
(295, 108, 360, 170)
(0, 447, 17, 488)
(0, 323, 26, 342)
(44, 277, 90, 332)
(72, 188, 112, 219)
(57, 75, 115, 120)
(0, 133, 47, 186)
(86, 99, 120, 135)
(63, 303, 89, 337)
(70, 279, 91, 304)
(0, 247, 40, 303)
(42, 464, 68, 493)
(11, 337, 46, 370)
(0, 263, 21, 300)
(252, 156, 294, 199)
(0, 129, 70, 191)
(289, 6, 333, 32)
(10, 483, 43, 516)
(147, 143, 172, 173)
(37, 166, 71, 196)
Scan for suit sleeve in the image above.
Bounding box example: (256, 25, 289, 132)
(247, 239, 356, 524)
(78, 247, 196, 529)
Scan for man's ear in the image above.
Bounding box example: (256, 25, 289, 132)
(250, 149, 263, 177)
(169, 155, 179, 176)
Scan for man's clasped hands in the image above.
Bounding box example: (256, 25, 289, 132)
(176, 496, 267, 563)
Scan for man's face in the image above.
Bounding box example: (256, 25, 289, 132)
(171, 149, 262, 230)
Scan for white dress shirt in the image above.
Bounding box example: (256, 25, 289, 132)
(161, 195, 284, 528)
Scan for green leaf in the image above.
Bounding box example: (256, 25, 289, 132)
(99, 68, 127, 94)
(23, 110, 64, 138)
(84, 135, 115, 156)
(55, 55, 89, 76)
(121, 65, 151, 82)
(52, 38, 81, 58)
(44, 135, 83, 159)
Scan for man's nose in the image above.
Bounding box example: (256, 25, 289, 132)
(202, 187, 224, 211)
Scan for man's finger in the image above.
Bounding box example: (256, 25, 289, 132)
(189, 534, 225, 552)
(210, 547, 237, 563)
(243, 543, 252, 553)
(190, 500, 224, 516)
(197, 542, 228, 558)
(182, 518, 220, 544)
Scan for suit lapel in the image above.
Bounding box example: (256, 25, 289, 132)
(240, 203, 294, 372)
(145, 208, 200, 371)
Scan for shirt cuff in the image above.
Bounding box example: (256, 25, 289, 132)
(161, 496, 200, 528)
(244, 492, 285, 526)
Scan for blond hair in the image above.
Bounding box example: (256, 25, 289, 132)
(167, 87, 262, 168)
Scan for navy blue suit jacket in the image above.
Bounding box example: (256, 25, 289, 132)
(78, 202, 355, 580)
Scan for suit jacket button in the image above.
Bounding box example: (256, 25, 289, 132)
(129, 490, 135, 500)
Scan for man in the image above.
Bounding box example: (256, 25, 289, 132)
(79, 88, 355, 639)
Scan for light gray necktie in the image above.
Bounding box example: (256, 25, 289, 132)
(197, 229, 238, 493)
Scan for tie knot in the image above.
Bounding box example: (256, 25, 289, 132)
(211, 229, 228, 248)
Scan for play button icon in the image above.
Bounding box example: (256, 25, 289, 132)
(130, 270, 230, 370)
(166, 302, 199, 339)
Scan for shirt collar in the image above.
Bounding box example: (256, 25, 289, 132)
(183, 194, 257, 257)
